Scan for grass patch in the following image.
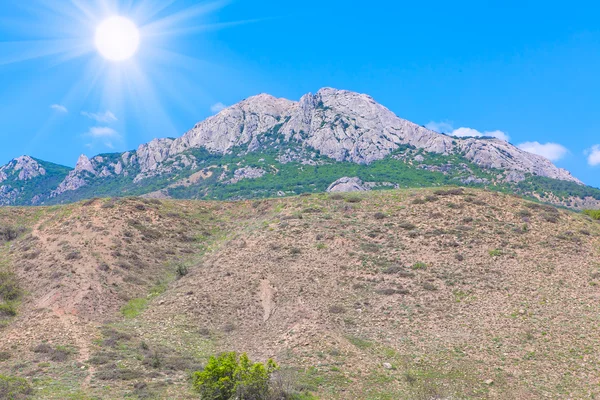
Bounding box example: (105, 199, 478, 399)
(0, 374, 33, 399)
(346, 335, 373, 350)
(121, 298, 148, 319)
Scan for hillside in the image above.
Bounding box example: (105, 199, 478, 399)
(2, 88, 600, 209)
(1, 189, 600, 399)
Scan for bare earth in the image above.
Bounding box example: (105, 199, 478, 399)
(1, 189, 599, 399)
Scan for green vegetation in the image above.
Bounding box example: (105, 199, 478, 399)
(489, 249, 503, 257)
(0, 158, 71, 206)
(192, 352, 285, 400)
(0, 374, 33, 399)
(120, 298, 148, 319)
(583, 209, 600, 220)
(0, 270, 22, 325)
(411, 262, 428, 270)
(517, 176, 600, 201)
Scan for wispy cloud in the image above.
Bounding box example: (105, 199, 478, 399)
(85, 126, 119, 138)
(586, 145, 600, 166)
(517, 141, 569, 161)
(83, 126, 120, 150)
(425, 121, 453, 133)
(81, 110, 118, 123)
(210, 102, 227, 113)
(50, 104, 68, 113)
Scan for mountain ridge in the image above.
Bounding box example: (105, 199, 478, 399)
(0, 88, 597, 208)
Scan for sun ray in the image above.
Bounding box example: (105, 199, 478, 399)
(140, 0, 230, 37)
(0, 39, 88, 66)
(2, 0, 259, 155)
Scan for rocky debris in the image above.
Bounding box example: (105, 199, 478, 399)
(382, 363, 393, 370)
(226, 167, 267, 185)
(327, 177, 370, 193)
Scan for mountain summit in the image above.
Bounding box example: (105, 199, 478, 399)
(0, 88, 598, 207)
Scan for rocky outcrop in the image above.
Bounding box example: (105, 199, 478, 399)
(327, 177, 370, 193)
(51, 155, 98, 196)
(225, 167, 267, 185)
(0, 156, 47, 183)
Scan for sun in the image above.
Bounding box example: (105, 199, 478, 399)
(95, 16, 140, 61)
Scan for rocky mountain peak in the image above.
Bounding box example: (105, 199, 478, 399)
(74, 154, 96, 174)
(96, 87, 581, 184)
(0, 155, 46, 182)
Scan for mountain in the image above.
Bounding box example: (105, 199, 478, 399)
(1, 190, 600, 398)
(0, 156, 71, 206)
(1, 88, 600, 208)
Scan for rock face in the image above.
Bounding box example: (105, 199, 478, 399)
(112, 87, 578, 185)
(0, 156, 46, 183)
(327, 177, 370, 193)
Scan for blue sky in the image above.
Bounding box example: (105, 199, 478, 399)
(0, 0, 599, 187)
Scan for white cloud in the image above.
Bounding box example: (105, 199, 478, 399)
(425, 121, 453, 133)
(50, 104, 68, 113)
(517, 141, 569, 161)
(83, 127, 120, 150)
(85, 126, 119, 138)
(586, 145, 600, 166)
(81, 110, 118, 123)
(210, 102, 227, 113)
(426, 121, 510, 142)
(451, 127, 510, 142)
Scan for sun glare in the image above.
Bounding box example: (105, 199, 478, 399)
(95, 16, 140, 61)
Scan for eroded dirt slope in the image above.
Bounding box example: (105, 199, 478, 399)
(1, 190, 600, 399)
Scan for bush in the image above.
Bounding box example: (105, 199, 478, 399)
(0, 226, 26, 243)
(0, 375, 32, 399)
(192, 352, 278, 400)
(0, 272, 21, 302)
(176, 264, 189, 278)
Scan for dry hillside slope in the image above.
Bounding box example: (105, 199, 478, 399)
(1, 189, 600, 399)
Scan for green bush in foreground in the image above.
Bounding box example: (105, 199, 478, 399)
(193, 352, 278, 400)
(583, 209, 600, 220)
(0, 375, 33, 400)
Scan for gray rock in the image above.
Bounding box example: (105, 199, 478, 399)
(225, 167, 267, 184)
(327, 177, 370, 193)
(124, 87, 578, 184)
(0, 156, 47, 182)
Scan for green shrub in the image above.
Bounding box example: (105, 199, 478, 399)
(0, 374, 33, 399)
(0, 226, 26, 243)
(176, 264, 189, 278)
(0, 303, 17, 317)
(192, 352, 278, 400)
(583, 209, 600, 220)
(0, 272, 21, 302)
